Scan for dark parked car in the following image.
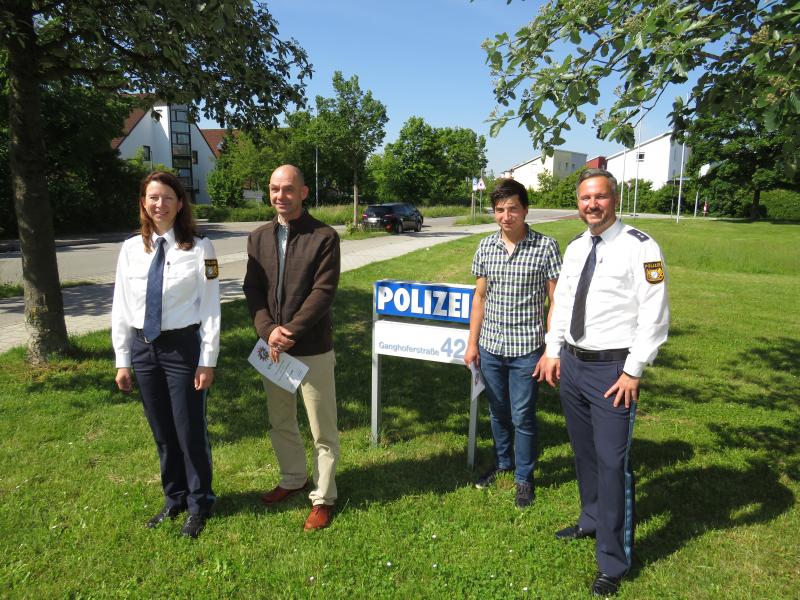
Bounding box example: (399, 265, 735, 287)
(362, 203, 423, 233)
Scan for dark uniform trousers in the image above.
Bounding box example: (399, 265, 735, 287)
(132, 328, 214, 516)
(560, 349, 636, 579)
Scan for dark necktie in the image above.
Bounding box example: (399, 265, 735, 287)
(143, 237, 166, 341)
(570, 235, 601, 343)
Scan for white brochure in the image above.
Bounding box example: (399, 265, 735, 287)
(248, 338, 309, 393)
(469, 362, 485, 400)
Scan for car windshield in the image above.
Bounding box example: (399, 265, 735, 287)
(365, 206, 390, 216)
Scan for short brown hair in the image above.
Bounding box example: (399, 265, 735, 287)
(491, 178, 529, 209)
(576, 168, 618, 198)
(138, 171, 197, 252)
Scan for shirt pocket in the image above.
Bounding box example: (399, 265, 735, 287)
(165, 261, 198, 295)
(594, 259, 630, 284)
(125, 263, 150, 296)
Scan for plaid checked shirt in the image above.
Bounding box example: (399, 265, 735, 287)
(471, 226, 562, 357)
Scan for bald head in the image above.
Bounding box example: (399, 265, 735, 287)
(270, 164, 308, 223)
(272, 164, 305, 187)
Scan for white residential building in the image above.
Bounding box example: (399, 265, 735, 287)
(112, 100, 224, 204)
(501, 149, 588, 190)
(605, 131, 691, 191)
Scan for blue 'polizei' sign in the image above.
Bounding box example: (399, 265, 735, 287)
(374, 280, 474, 324)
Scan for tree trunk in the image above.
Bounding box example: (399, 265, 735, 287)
(7, 2, 69, 363)
(749, 187, 762, 220)
(352, 165, 359, 226)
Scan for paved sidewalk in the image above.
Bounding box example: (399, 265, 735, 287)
(0, 221, 515, 354)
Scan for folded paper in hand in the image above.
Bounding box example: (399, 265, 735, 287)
(248, 338, 309, 393)
(469, 362, 485, 401)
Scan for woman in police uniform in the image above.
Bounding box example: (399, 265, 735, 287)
(112, 171, 220, 538)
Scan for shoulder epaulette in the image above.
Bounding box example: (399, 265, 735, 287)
(627, 228, 649, 242)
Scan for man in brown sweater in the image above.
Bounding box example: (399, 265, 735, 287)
(243, 164, 341, 531)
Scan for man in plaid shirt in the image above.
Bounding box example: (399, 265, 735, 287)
(465, 178, 561, 508)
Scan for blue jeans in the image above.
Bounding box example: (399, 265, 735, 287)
(479, 346, 542, 484)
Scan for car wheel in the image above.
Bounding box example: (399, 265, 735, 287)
(414, 218, 422, 232)
(396, 221, 404, 234)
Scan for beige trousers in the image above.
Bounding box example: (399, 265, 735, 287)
(261, 350, 339, 506)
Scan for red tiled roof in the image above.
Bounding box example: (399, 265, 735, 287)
(199, 129, 230, 158)
(111, 107, 147, 150)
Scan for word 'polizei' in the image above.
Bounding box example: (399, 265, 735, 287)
(375, 281, 473, 323)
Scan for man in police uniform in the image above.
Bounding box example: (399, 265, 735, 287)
(541, 168, 669, 596)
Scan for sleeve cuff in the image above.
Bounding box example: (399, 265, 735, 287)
(623, 356, 646, 378)
(115, 352, 131, 369)
(199, 349, 218, 368)
(545, 342, 562, 359)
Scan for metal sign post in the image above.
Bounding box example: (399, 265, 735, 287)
(471, 177, 478, 224)
(477, 177, 486, 215)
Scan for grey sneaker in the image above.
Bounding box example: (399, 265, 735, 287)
(475, 467, 513, 489)
(515, 482, 534, 508)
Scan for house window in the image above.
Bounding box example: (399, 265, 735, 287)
(171, 132, 190, 145)
(637, 152, 645, 162)
(192, 150, 198, 165)
(142, 145, 151, 161)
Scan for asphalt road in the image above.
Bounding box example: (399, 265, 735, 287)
(0, 211, 576, 285)
(0, 210, 577, 353)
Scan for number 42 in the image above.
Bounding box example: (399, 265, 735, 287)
(441, 337, 466, 359)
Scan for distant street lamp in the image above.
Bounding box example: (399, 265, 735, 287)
(676, 138, 687, 223)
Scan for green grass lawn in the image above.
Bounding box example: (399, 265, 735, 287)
(1, 220, 798, 598)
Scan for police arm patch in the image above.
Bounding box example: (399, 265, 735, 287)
(204, 259, 219, 279)
(643, 261, 664, 284)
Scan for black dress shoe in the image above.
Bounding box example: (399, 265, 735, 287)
(592, 572, 621, 596)
(555, 524, 595, 540)
(181, 513, 207, 538)
(146, 505, 185, 529)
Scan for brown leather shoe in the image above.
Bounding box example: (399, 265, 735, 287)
(260, 482, 307, 505)
(304, 504, 334, 531)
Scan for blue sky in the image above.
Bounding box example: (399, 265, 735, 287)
(202, 0, 691, 175)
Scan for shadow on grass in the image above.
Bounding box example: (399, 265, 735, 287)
(708, 415, 800, 482)
(215, 449, 466, 517)
(634, 460, 795, 573)
(537, 438, 694, 490)
(642, 335, 799, 412)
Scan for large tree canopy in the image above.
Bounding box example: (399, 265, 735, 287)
(314, 71, 388, 224)
(1, 1, 311, 127)
(484, 0, 800, 175)
(0, 1, 309, 363)
(687, 111, 799, 218)
(0, 79, 143, 237)
(372, 116, 487, 204)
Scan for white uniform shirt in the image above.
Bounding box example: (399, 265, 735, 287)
(111, 229, 221, 369)
(545, 219, 669, 377)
